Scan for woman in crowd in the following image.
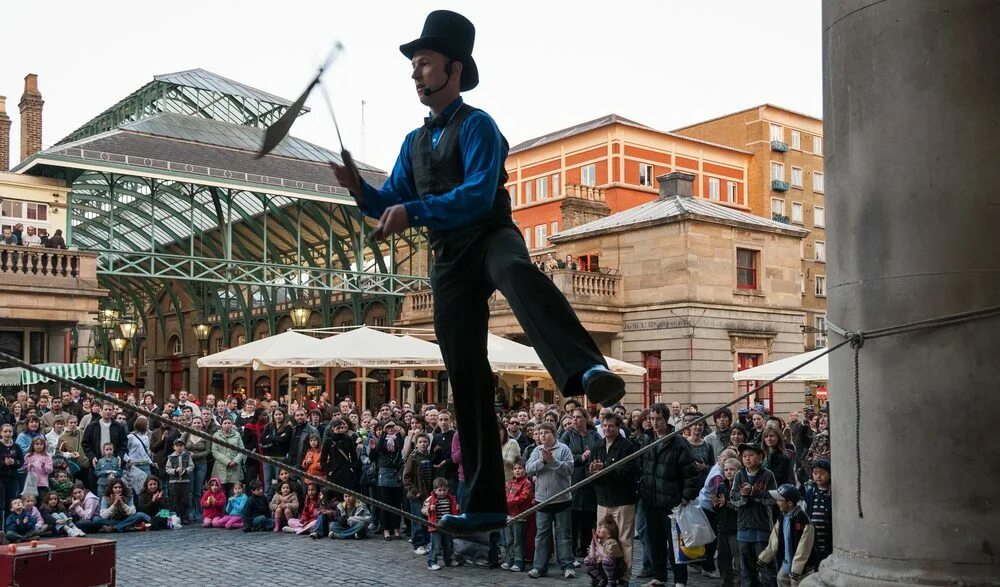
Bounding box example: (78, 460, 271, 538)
(183, 415, 211, 521)
(260, 408, 291, 494)
(761, 423, 795, 486)
(93, 479, 151, 532)
(375, 421, 405, 541)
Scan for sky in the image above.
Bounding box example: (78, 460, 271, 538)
(0, 1, 821, 173)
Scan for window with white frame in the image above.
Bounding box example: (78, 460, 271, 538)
(815, 240, 826, 262)
(550, 221, 559, 236)
(639, 163, 654, 187)
(0, 200, 50, 237)
(771, 198, 785, 216)
(813, 172, 825, 192)
(523, 227, 531, 248)
(727, 181, 738, 203)
(770, 124, 784, 142)
(771, 162, 784, 181)
(536, 177, 548, 199)
(813, 136, 823, 155)
(814, 206, 825, 227)
(509, 184, 517, 205)
(815, 275, 827, 297)
(524, 180, 533, 203)
(791, 167, 803, 187)
(815, 315, 827, 347)
(792, 202, 803, 223)
(791, 130, 801, 150)
(800, 273, 805, 294)
(535, 224, 547, 247)
(551, 173, 560, 196)
(708, 177, 720, 200)
(581, 164, 597, 187)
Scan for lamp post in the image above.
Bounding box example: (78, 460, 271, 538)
(118, 316, 137, 340)
(110, 336, 127, 378)
(193, 321, 211, 398)
(289, 304, 313, 329)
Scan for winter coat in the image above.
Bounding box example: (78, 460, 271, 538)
(525, 441, 574, 505)
(269, 491, 299, 515)
(182, 432, 210, 465)
(759, 506, 818, 577)
(200, 478, 227, 519)
(764, 446, 795, 487)
(402, 449, 434, 501)
(81, 419, 127, 462)
(730, 467, 777, 534)
(137, 489, 166, 517)
(210, 429, 245, 484)
(430, 429, 457, 484)
(422, 491, 458, 531)
(260, 423, 292, 458)
(637, 433, 700, 510)
(560, 428, 602, 510)
(224, 493, 248, 517)
(301, 447, 324, 479)
(57, 429, 89, 470)
(243, 493, 270, 522)
(287, 423, 318, 472)
(591, 435, 638, 507)
(299, 494, 320, 523)
(0, 441, 24, 479)
(505, 476, 534, 517)
(321, 431, 360, 492)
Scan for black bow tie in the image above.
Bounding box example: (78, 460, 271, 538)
(424, 115, 448, 130)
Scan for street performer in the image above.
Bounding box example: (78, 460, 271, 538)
(332, 9, 625, 534)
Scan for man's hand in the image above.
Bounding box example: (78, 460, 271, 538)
(374, 205, 410, 238)
(330, 150, 362, 196)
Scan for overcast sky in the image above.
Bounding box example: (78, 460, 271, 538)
(1, 1, 821, 173)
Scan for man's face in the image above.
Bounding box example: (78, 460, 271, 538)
(411, 49, 454, 106)
(71, 388, 81, 400)
(178, 391, 188, 403)
(715, 413, 732, 430)
(650, 411, 668, 435)
(517, 411, 529, 424)
(671, 402, 681, 415)
(602, 420, 619, 440)
(340, 402, 350, 414)
(294, 410, 307, 424)
(51, 398, 62, 411)
(101, 404, 114, 420)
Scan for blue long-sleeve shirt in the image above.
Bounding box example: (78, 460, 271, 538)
(358, 97, 506, 230)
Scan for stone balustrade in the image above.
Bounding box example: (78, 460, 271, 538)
(0, 244, 97, 280)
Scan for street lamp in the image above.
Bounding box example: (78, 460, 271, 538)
(110, 336, 127, 353)
(98, 308, 119, 330)
(289, 304, 313, 329)
(193, 322, 212, 345)
(118, 316, 138, 339)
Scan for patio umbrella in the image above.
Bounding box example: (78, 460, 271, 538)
(731, 348, 829, 382)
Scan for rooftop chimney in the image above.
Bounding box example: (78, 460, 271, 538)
(657, 171, 695, 199)
(19, 73, 43, 162)
(0, 96, 10, 172)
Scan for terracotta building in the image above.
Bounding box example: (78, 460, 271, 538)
(672, 104, 827, 350)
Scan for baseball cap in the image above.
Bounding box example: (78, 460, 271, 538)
(737, 442, 764, 456)
(769, 483, 801, 502)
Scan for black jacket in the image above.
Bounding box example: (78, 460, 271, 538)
(243, 493, 270, 523)
(0, 441, 24, 479)
(81, 419, 128, 462)
(287, 423, 318, 471)
(430, 429, 457, 482)
(764, 448, 795, 487)
(260, 423, 292, 458)
(591, 435, 638, 507)
(559, 428, 602, 510)
(321, 432, 360, 492)
(637, 433, 700, 509)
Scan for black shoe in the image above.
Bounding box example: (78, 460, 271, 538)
(582, 365, 626, 406)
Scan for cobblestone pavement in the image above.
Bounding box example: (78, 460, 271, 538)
(108, 527, 719, 587)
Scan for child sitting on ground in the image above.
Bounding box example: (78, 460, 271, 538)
(40, 491, 84, 537)
(5, 499, 39, 543)
(50, 469, 75, 506)
(267, 468, 302, 504)
(242, 481, 273, 532)
(329, 493, 371, 539)
(21, 494, 46, 535)
(212, 482, 247, 529)
(269, 480, 299, 533)
(308, 489, 339, 539)
(422, 477, 459, 571)
(200, 477, 228, 528)
(584, 514, 626, 587)
(284, 482, 320, 534)
(759, 484, 817, 586)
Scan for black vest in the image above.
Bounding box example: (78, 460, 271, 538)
(410, 103, 514, 244)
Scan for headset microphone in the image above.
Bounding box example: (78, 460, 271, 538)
(422, 81, 449, 97)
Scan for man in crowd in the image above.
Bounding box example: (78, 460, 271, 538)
(590, 413, 638, 578)
(81, 402, 127, 490)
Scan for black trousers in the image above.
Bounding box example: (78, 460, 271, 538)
(431, 225, 604, 515)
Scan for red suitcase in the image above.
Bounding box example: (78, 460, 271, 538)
(0, 537, 116, 586)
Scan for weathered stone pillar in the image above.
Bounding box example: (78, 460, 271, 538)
(811, 1, 1000, 585)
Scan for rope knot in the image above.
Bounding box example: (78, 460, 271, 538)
(849, 330, 865, 350)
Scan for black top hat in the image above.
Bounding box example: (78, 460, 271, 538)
(400, 10, 479, 92)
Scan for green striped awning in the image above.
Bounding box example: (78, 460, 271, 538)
(0, 363, 122, 387)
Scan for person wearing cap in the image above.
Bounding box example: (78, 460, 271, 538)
(331, 9, 625, 535)
(799, 458, 832, 563)
(758, 484, 817, 586)
(730, 442, 777, 587)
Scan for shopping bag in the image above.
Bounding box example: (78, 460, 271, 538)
(670, 517, 706, 565)
(673, 502, 716, 547)
(21, 470, 38, 497)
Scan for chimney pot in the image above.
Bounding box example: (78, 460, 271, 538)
(657, 171, 696, 199)
(19, 73, 44, 162)
(23, 74, 39, 94)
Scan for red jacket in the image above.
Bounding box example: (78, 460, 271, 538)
(506, 476, 534, 517)
(201, 478, 227, 519)
(423, 492, 459, 531)
(300, 494, 320, 523)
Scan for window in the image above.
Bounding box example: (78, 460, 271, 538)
(800, 273, 805, 294)
(639, 163, 654, 187)
(536, 177, 548, 199)
(551, 173, 560, 197)
(815, 240, 826, 262)
(813, 136, 823, 155)
(642, 351, 662, 407)
(523, 227, 531, 249)
(524, 181, 533, 203)
(791, 167, 803, 187)
(813, 172, 824, 192)
(792, 202, 803, 223)
(171, 337, 182, 355)
(1, 201, 48, 223)
(581, 164, 597, 187)
(771, 162, 784, 181)
(727, 181, 738, 203)
(736, 248, 759, 290)
(708, 177, 720, 200)
(791, 130, 801, 150)
(550, 221, 559, 236)
(535, 224, 547, 247)
(771, 198, 785, 216)
(770, 124, 784, 142)
(815, 315, 827, 348)
(815, 275, 827, 297)
(509, 184, 517, 205)
(814, 206, 825, 227)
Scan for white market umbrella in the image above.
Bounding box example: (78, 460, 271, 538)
(732, 348, 829, 382)
(487, 333, 646, 377)
(260, 326, 445, 369)
(196, 330, 319, 368)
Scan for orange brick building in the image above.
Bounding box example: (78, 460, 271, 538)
(504, 115, 752, 253)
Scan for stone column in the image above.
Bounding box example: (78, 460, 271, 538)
(811, 1, 1000, 585)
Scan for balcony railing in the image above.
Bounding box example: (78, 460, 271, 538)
(770, 140, 789, 152)
(564, 183, 606, 202)
(771, 213, 790, 224)
(771, 179, 790, 192)
(0, 244, 95, 279)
